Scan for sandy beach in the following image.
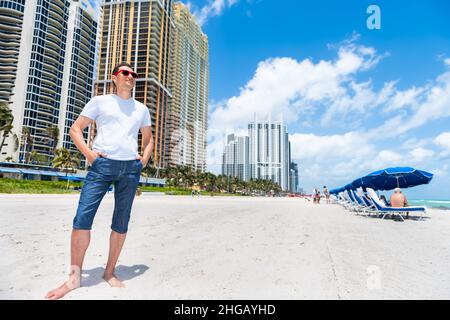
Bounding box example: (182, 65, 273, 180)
(1, 193, 450, 300)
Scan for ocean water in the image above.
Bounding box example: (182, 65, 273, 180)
(409, 199, 450, 210)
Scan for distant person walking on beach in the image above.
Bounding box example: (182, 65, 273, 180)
(46, 62, 153, 300)
(323, 186, 330, 204)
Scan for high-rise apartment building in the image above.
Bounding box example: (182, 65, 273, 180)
(95, 0, 173, 168)
(0, 0, 25, 106)
(289, 161, 299, 193)
(1, 0, 97, 165)
(248, 118, 291, 191)
(222, 117, 295, 191)
(59, 0, 98, 165)
(221, 133, 250, 181)
(167, 2, 208, 172)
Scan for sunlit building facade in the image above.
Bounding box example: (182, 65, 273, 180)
(1, 0, 97, 166)
(4, 0, 71, 164)
(166, 2, 208, 172)
(95, 0, 173, 168)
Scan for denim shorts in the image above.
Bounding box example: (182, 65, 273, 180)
(73, 157, 142, 234)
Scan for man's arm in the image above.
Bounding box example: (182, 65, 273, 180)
(137, 126, 153, 166)
(69, 116, 106, 165)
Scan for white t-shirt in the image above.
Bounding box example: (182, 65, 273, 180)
(80, 94, 152, 160)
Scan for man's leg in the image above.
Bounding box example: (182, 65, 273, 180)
(46, 167, 111, 299)
(103, 230, 127, 287)
(103, 160, 141, 287)
(45, 230, 90, 300)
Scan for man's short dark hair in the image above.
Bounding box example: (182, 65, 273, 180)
(112, 62, 133, 88)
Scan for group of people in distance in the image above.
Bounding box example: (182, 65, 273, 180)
(313, 186, 330, 204)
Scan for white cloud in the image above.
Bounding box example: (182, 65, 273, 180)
(321, 80, 395, 126)
(365, 69, 450, 140)
(434, 132, 450, 157)
(401, 137, 430, 150)
(393, 72, 450, 135)
(287, 132, 376, 185)
(207, 37, 386, 171)
(434, 132, 450, 149)
(383, 85, 426, 113)
(192, 0, 239, 26)
(445, 58, 450, 67)
(409, 147, 435, 162)
(289, 132, 373, 161)
(206, 35, 450, 196)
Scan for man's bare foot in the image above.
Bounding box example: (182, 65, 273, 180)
(103, 273, 125, 288)
(45, 275, 80, 300)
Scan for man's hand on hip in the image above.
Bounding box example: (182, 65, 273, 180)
(86, 150, 107, 165)
(136, 154, 151, 167)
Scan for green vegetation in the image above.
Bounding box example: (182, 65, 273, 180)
(1, 163, 282, 196)
(140, 185, 242, 196)
(142, 165, 282, 195)
(52, 148, 81, 189)
(0, 178, 82, 194)
(2, 102, 281, 196)
(0, 102, 18, 156)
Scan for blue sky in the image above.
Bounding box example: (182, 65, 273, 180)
(183, 0, 450, 199)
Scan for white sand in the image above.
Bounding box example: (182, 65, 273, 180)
(1, 193, 450, 300)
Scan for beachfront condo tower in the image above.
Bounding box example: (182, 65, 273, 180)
(95, 0, 173, 168)
(249, 117, 291, 191)
(221, 117, 294, 191)
(221, 133, 250, 181)
(1, 0, 98, 166)
(166, 2, 208, 172)
(289, 161, 299, 193)
(59, 0, 98, 167)
(0, 0, 25, 107)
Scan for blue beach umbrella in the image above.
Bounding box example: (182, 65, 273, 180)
(345, 182, 355, 190)
(351, 177, 365, 190)
(330, 186, 345, 194)
(354, 167, 433, 191)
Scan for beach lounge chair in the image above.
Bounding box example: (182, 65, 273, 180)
(356, 188, 377, 215)
(350, 189, 374, 214)
(344, 190, 362, 212)
(330, 194, 338, 203)
(366, 188, 427, 221)
(336, 192, 349, 206)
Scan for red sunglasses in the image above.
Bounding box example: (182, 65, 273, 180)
(113, 69, 138, 79)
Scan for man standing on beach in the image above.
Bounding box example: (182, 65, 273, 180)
(46, 62, 153, 300)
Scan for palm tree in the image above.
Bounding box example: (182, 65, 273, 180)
(45, 125, 59, 153)
(29, 150, 39, 164)
(52, 148, 80, 189)
(216, 175, 228, 193)
(205, 172, 217, 193)
(21, 127, 34, 163)
(196, 171, 209, 191)
(0, 102, 14, 154)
